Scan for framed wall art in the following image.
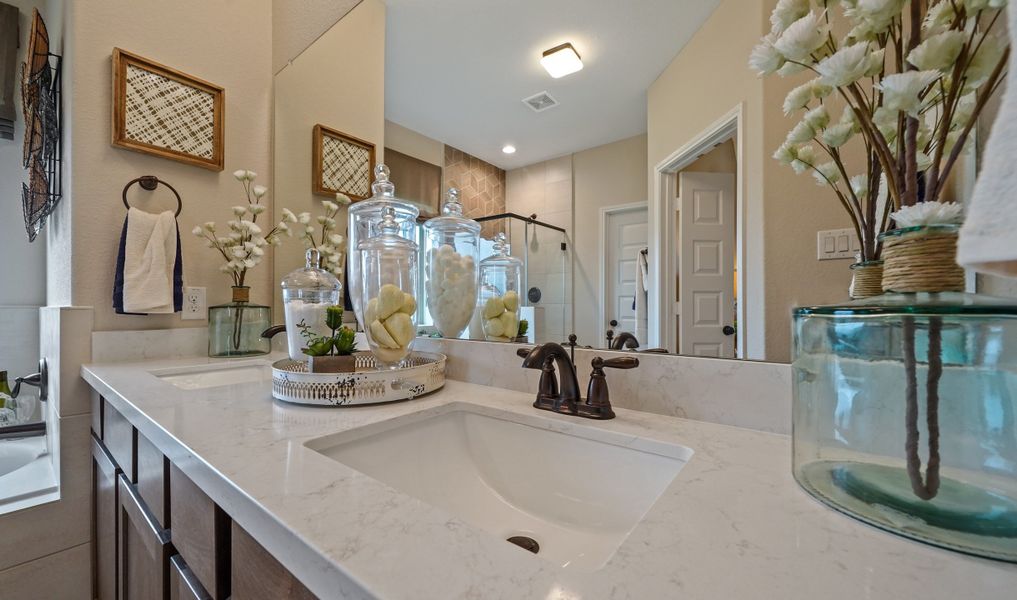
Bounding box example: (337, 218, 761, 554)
(313, 124, 375, 200)
(112, 48, 225, 171)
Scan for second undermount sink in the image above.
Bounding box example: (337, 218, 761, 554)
(307, 404, 692, 571)
(151, 360, 272, 390)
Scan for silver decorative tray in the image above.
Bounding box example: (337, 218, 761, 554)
(271, 351, 446, 407)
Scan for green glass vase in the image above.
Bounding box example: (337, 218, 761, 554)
(208, 286, 271, 358)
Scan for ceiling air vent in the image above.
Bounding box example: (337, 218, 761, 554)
(522, 91, 558, 113)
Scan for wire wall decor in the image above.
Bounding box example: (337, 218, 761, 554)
(20, 9, 62, 242)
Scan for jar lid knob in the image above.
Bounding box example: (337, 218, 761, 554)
(378, 206, 400, 235)
(442, 187, 463, 217)
(493, 231, 510, 255)
(305, 248, 322, 269)
(371, 164, 395, 198)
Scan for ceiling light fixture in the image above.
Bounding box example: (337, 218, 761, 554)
(502, 145, 517, 154)
(540, 42, 583, 79)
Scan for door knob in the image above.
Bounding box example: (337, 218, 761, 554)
(722, 325, 736, 336)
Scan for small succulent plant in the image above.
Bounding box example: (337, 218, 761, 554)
(299, 305, 358, 357)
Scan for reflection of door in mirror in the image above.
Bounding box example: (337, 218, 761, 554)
(602, 204, 648, 348)
(677, 171, 735, 358)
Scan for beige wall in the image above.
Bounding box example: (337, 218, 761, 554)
(682, 139, 736, 174)
(648, 0, 858, 362)
(63, 0, 273, 332)
(572, 134, 648, 347)
(272, 0, 362, 74)
(272, 0, 386, 318)
(385, 120, 443, 167)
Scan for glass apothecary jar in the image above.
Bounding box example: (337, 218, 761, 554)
(478, 232, 522, 342)
(358, 207, 418, 367)
(348, 164, 419, 327)
(792, 292, 1017, 562)
(281, 248, 342, 361)
(208, 286, 271, 357)
(423, 188, 480, 339)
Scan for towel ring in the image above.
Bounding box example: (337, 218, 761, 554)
(122, 175, 182, 217)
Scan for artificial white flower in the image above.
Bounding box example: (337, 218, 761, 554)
(281, 208, 298, 223)
(329, 233, 344, 245)
(749, 32, 786, 75)
(244, 170, 257, 180)
(770, 0, 810, 34)
(252, 246, 265, 257)
(877, 70, 940, 115)
(191, 226, 203, 236)
(249, 205, 266, 215)
(891, 202, 964, 227)
(839, 108, 862, 134)
(872, 106, 899, 141)
(773, 142, 797, 164)
(203, 221, 215, 231)
(804, 105, 830, 130)
(787, 120, 816, 144)
(812, 162, 841, 186)
(965, 34, 1007, 89)
(232, 206, 247, 216)
(812, 79, 833, 99)
(316, 215, 328, 225)
(923, 2, 956, 32)
(776, 61, 808, 77)
(232, 247, 246, 259)
(850, 175, 869, 200)
(298, 212, 311, 224)
(774, 11, 828, 61)
(847, 0, 905, 35)
(817, 42, 871, 87)
(783, 80, 815, 115)
(908, 30, 966, 71)
(791, 144, 816, 173)
(322, 200, 339, 212)
(244, 259, 257, 269)
(863, 48, 885, 77)
(334, 193, 352, 206)
(304, 226, 315, 235)
(252, 185, 268, 198)
(822, 123, 855, 148)
(232, 169, 246, 181)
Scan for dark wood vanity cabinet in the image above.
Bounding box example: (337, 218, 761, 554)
(92, 396, 316, 600)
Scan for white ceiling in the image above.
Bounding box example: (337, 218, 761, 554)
(383, 0, 722, 170)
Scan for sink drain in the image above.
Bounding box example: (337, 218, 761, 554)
(506, 535, 540, 554)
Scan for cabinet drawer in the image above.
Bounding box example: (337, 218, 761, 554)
(92, 436, 119, 600)
(169, 464, 230, 599)
(170, 555, 211, 600)
(91, 391, 103, 438)
(137, 433, 169, 529)
(118, 474, 171, 600)
(105, 404, 137, 481)
(231, 522, 316, 600)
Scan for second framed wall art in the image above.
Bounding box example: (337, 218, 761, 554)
(111, 48, 225, 171)
(313, 124, 375, 200)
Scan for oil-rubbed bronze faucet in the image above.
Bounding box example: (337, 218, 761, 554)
(519, 344, 638, 420)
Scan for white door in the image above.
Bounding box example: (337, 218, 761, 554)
(678, 172, 736, 358)
(604, 206, 648, 346)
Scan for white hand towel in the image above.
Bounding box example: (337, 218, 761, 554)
(958, 7, 1017, 277)
(123, 208, 178, 313)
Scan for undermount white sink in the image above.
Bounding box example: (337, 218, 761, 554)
(151, 360, 271, 390)
(307, 404, 692, 571)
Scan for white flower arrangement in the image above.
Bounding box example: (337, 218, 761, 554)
(192, 170, 292, 288)
(297, 193, 352, 278)
(752, 0, 1010, 261)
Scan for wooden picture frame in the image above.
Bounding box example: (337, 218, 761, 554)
(112, 48, 225, 171)
(313, 124, 375, 200)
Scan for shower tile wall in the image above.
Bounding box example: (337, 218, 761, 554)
(506, 156, 573, 343)
(443, 145, 506, 239)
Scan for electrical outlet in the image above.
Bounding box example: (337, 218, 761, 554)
(182, 286, 206, 320)
(817, 228, 860, 261)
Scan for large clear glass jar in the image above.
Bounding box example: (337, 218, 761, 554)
(281, 249, 342, 361)
(478, 232, 523, 342)
(422, 188, 480, 339)
(347, 164, 419, 327)
(358, 207, 418, 367)
(792, 291, 1017, 562)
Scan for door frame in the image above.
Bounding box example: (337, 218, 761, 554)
(598, 201, 649, 349)
(649, 104, 746, 357)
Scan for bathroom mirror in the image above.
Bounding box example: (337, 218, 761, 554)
(272, 0, 1002, 363)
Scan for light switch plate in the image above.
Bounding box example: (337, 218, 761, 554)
(817, 228, 861, 261)
(182, 286, 206, 320)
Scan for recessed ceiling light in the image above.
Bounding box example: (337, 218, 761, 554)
(540, 42, 583, 79)
(502, 145, 517, 154)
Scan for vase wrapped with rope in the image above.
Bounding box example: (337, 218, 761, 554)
(755, 1, 1017, 561)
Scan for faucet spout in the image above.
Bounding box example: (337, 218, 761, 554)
(521, 343, 581, 412)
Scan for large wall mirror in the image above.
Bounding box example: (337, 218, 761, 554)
(273, 0, 1007, 363)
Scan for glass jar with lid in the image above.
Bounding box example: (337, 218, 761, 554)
(422, 188, 480, 339)
(358, 207, 419, 367)
(347, 164, 419, 327)
(478, 232, 523, 342)
(280, 248, 342, 361)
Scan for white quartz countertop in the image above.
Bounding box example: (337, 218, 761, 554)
(82, 354, 1017, 600)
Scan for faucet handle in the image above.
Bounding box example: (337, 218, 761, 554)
(600, 356, 639, 370)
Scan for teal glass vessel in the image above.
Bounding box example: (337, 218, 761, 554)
(792, 291, 1017, 562)
(208, 286, 271, 358)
